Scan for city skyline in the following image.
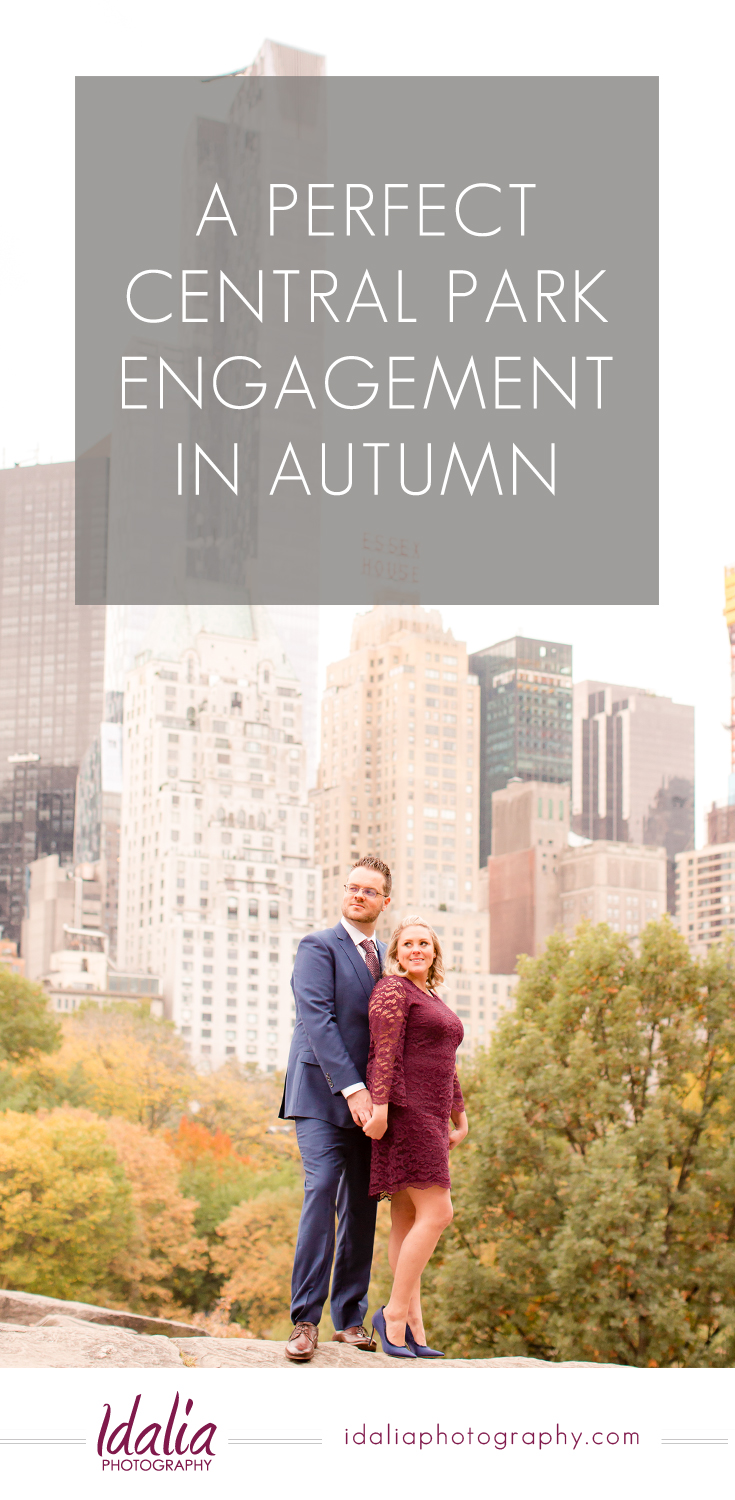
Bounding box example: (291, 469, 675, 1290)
(2, 28, 734, 1049)
(318, 601, 730, 849)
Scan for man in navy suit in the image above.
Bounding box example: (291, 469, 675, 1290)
(279, 856, 392, 1361)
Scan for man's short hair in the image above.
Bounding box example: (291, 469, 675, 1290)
(348, 854, 392, 896)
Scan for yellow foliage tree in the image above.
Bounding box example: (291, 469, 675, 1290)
(0, 1109, 133, 1301)
(211, 1188, 302, 1336)
(27, 1004, 195, 1128)
(193, 1063, 299, 1169)
(104, 1116, 207, 1315)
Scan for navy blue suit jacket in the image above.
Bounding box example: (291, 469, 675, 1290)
(279, 923, 387, 1129)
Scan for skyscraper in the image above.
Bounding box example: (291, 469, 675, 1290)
(0, 461, 106, 944)
(572, 681, 694, 912)
(74, 721, 123, 961)
(469, 636, 573, 866)
(312, 605, 480, 931)
(267, 606, 320, 789)
(487, 779, 570, 972)
(116, 604, 319, 1071)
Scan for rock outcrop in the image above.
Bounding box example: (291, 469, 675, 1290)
(167, 1338, 604, 1370)
(0, 1289, 199, 1338)
(0, 1291, 611, 1368)
(0, 1315, 184, 1368)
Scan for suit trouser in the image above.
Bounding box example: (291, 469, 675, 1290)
(291, 1116, 378, 1330)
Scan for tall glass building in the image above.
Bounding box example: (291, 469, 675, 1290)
(0, 461, 106, 945)
(469, 636, 573, 866)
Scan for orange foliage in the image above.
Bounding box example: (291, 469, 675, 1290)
(167, 1117, 248, 1166)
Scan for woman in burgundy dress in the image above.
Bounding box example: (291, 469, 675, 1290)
(363, 917, 468, 1357)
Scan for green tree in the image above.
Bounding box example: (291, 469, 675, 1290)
(0, 970, 60, 1063)
(421, 921, 735, 1367)
(0, 1108, 134, 1301)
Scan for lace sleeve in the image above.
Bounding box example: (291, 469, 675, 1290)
(452, 1070, 465, 1115)
(367, 977, 412, 1106)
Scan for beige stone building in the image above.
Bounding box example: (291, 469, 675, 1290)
(312, 606, 481, 937)
(117, 605, 319, 1072)
(675, 842, 735, 957)
(559, 840, 667, 941)
(23, 854, 79, 981)
(442, 970, 518, 1055)
(407, 907, 489, 974)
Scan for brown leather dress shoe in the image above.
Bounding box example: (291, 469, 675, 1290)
(331, 1325, 377, 1351)
(285, 1322, 319, 1362)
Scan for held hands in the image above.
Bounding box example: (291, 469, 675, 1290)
(449, 1111, 469, 1150)
(347, 1088, 374, 1126)
(362, 1103, 389, 1140)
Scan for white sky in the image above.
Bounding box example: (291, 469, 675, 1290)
(2, 0, 733, 842)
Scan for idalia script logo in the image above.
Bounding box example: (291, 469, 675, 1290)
(98, 1392, 216, 1471)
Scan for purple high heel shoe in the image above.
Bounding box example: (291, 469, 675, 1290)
(406, 1323, 445, 1358)
(372, 1307, 416, 1358)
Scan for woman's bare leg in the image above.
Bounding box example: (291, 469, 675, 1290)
(383, 1186, 452, 1347)
(388, 1191, 415, 1273)
(386, 1193, 426, 1344)
(405, 1283, 426, 1345)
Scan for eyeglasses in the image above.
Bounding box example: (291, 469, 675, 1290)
(344, 883, 383, 900)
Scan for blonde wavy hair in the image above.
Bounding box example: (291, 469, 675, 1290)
(384, 915, 445, 989)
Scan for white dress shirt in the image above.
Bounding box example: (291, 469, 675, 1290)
(339, 916, 380, 1098)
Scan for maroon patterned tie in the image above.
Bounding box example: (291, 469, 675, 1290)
(359, 939, 381, 982)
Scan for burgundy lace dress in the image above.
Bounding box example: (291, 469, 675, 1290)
(366, 974, 465, 1199)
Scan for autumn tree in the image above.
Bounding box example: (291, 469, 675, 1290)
(0, 1109, 133, 1301)
(165, 1117, 300, 1313)
(422, 921, 735, 1367)
(104, 1116, 206, 1315)
(191, 1062, 300, 1168)
(18, 1003, 195, 1127)
(211, 1188, 303, 1337)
